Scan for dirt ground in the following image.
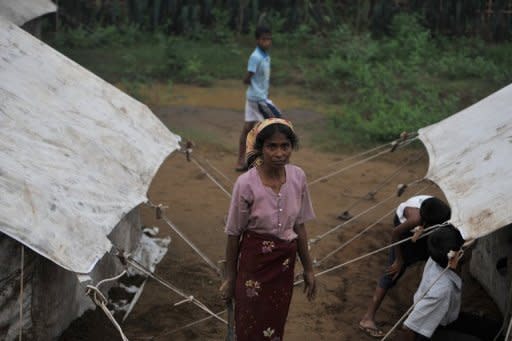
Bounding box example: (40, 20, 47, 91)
(60, 82, 501, 341)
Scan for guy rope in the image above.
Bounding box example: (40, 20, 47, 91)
(146, 201, 222, 276)
(308, 133, 418, 186)
(313, 183, 431, 266)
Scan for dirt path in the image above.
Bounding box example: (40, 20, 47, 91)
(60, 82, 500, 341)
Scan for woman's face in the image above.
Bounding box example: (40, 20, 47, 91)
(261, 131, 292, 168)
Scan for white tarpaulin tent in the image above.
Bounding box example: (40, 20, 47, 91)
(0, 17, 180, 274)
(0, 0, 56, 26)
(419, 84, 512, 241)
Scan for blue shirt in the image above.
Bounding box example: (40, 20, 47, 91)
(246, 47, 270, 102)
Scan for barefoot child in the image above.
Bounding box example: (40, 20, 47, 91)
(236, 26, 282, 171)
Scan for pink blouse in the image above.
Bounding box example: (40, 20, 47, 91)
(225, 164, 316, 241)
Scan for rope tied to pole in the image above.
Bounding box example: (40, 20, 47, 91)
(146, 201, 222, 276)
(191, 156, 232, 198)
(309, 179, 429, 247)
(313, 183, 431, 266)
(18, 245, 24, 341)
(309, 191, 398, 246)
(150, 309, 228, 340)
(180, 138, 234, 191)
(337, 153, 425, 220)
(121, 254, 227, 325)
(308, 133, 419, 187)
(314, 207, 396, 267)
(326, 132, 418, 169)
(184, 140, 194, 162)
(187, 154, 232, 198)
(176, 139, 232, 198)
(296, 222, 451, 286)
(149, 222, 451, 339)
(204, 158, 234, 185)
(85, 270, 129, 341)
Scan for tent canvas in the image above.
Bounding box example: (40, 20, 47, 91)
(0, 17, 180, 274)
(0, 0, 56, 26)
(419, 84, 512, 240)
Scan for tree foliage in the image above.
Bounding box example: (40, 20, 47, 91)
(55, 0, 512, 40)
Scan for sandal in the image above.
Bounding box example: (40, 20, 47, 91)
(359, 323, 385, 338)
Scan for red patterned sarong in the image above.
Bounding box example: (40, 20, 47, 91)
(235, 231, 297, 341)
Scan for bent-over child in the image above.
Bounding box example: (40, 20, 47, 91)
(359, 195, 451, 337)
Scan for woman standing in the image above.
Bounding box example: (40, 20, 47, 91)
(220, 118, 316, 341)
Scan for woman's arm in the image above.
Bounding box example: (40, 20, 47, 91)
(219, 235, 240, 301)
(295, 223, 316, 301)
(221, 177, 250, 300)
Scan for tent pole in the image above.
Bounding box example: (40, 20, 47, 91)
(18, 245, 25, 341)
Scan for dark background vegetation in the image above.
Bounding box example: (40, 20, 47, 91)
(41, 0, 512, 145)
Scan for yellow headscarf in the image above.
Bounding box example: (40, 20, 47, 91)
(245, 118, 295, 167)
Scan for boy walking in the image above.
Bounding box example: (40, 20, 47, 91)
(359, 196, 451, 337)
(236, 25, 282, 171)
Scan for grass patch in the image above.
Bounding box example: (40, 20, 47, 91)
(173, 128, 232, 154)
(50, 28, 247, 85)
(47, 17, 512, 147)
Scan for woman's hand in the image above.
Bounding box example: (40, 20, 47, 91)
(303, 271, 317, 301)
(219, 279, 235, 302)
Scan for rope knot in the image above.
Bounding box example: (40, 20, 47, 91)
(86, 285, 108, 306)
(155, 203, 168, 220)
(115, 248, 130, 266)
(185, 140, 194, 162)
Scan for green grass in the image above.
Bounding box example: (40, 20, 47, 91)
(173, 128, 232, 154)
(47, 17, 512, 147)
(51, 29, 248, 84)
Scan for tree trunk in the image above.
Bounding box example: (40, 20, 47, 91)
(238, 0, 249, 35)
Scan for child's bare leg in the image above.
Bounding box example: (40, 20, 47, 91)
(360, 286, 388, 329)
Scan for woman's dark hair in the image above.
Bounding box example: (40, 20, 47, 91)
(427, 224, 464, 267)
(255, 25, 271, 39)
(247, 123, 298, 166)
(420, 197, 451, 227)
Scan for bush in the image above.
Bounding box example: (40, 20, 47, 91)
(48, 13, 510, 145)
(54, 25, 145, 48)
(314, 14, 468, 143)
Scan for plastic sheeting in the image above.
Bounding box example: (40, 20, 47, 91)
(0, 0, 56, 26)
(0, 18, 180, 274)
(129, 233, 171, 275)
(0, 208, 143, 341)
(419, 84, 512, 240)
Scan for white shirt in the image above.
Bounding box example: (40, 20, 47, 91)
(395, 195, 432, 224)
